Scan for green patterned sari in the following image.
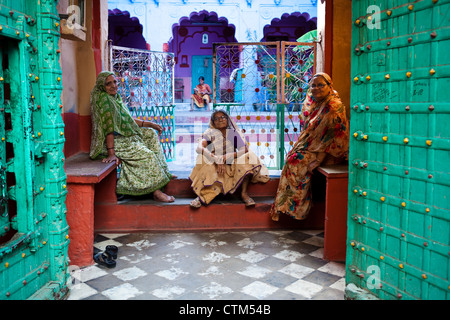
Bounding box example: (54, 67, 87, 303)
(90, 71, 172, 195)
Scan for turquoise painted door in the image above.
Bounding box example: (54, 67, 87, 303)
(0, 46, 8, 237)
(346, 0, 450, 300)
(191, 55, 213, 93)
(0, 1, 69, 300)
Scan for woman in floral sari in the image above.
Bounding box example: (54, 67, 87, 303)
(191, 76, 212, 111)
(89, 71, 175, 202)
(270, 72, 349, 220)
(189, 109, 269, 208)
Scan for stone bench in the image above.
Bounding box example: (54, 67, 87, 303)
(64, 153, 117, 267)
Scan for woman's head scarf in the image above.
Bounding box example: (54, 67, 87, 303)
(203, 109, 247, 154)
(308, 72, 340, 102)
(89, 71, 141, 159)
(297, 72, 349, 159)
(300, 72, 341, 124)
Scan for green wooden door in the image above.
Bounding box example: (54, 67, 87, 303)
(346, 0, 450, 300)
(0, 1, 69, 300)
(0, 46, 8, 237)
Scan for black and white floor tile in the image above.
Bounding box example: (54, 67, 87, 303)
(67, 230, 346, 300)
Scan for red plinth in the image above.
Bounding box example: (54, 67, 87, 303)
(318, 165, 349, 261)
(66, 183, 95, 267)
(65, 153, 117, 267)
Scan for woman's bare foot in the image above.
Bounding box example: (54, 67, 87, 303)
(153, 189, 175, 203)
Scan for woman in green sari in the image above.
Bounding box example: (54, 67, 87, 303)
(89, 71, 175, 202)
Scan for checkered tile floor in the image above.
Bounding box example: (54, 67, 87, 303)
(67, 230, 345, 300)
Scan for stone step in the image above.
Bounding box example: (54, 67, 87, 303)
(93, 173, 327, 233)
(163, 175, 280, 198)
(93, 196, 325, 233)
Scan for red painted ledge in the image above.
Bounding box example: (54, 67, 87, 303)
(65, 152, 117, 184)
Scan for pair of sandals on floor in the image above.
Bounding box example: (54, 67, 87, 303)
(93, 245, 119, 268)
(190, 194, 255, 208)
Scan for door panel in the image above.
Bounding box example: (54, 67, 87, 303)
(0, 45, 7, 237)
(191, 55, 213, 92)
(0, 2, 69, 300)
(346, 0, 450, 300)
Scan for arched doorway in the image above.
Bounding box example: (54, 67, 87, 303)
(108, 8, 148, 50)
(261, 12, 317, 42)
(168, 10, 237, 102)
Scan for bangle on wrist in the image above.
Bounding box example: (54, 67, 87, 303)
(107, 147, 114, 150)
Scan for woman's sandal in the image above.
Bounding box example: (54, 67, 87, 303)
(190, 197, 202, 208)
(242, 196, 256, 207)
(94, 251, 116, 268)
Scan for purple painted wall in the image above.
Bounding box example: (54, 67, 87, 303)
(108, 9, 147, 50)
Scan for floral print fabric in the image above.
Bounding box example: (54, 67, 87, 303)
(270, 74, 349, 221)
(89, 71, 172, 195)
(191, 84, 212, 108)
(89, 71, 141, 159)
(114, 128, 172, 196)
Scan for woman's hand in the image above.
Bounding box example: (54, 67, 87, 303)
(223, 152, 237, 163)
(307, 153, 326, 174)
(103, 154, 121, 165)
(307, 160, 320, 174)
(216, 163, 226, 176)
(196, 139, 208, 155)
(104, 133, 120, 165)
(150, 122, 163, 135)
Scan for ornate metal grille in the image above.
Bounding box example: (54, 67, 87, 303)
(213, 41, 316, 169)
(109, 45, 176, 161)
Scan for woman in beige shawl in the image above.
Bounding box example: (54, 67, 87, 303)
(189, 109, 269, 208)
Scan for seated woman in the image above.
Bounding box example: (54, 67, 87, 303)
(89, 71, 175, 202)
(270, 72, 349, 221)
(191, 76, 212, 111)
(189, 109, 269, 208)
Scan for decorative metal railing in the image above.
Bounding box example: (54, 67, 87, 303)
(109, 45, 176, 161)
(213, 41, 316, 169)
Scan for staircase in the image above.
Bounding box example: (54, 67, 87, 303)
(92, 170, 326, 233)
